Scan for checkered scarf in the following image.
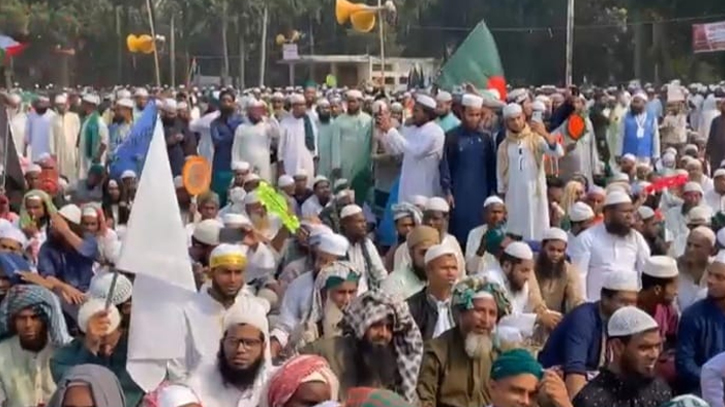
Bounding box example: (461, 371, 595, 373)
(264, 355, 339, 407)
(340, 290, 423, 404)
(0, 284, 71, 346)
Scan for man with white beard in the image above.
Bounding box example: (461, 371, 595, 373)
(417, 275, 512, 407)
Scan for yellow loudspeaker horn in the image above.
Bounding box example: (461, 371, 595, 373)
(126, 34, 139, 52)
(136, 34, 155, 54)
(336, 0, 377, 32)
(275, 34, 287, 45)
(350, 9, 376, 32)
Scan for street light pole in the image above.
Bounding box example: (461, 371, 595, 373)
(565, 0, 575, 86)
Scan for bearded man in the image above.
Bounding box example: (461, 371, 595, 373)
(382, 225, 440, 301)
(569, 191, 650, 301)
(331, 90, 373, 204)
(616, 91, 660, 165)
(185, 299, 274, 407)
(301, 176, 332, 218)
(232, 100, 279, 183)
(417, 275, 512, 407)
(340, 204, 387, 292)
(51, 94, 81, 182)
(301, 290, 423, 403)
(535, 228, 584, 314)
(316, 99, 335, 177)
(0, 285, 71, 407)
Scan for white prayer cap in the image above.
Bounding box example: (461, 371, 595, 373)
(691, 225, 716, 247)
(222, 213, 252, 227)
(278, 175, 294, 188)
(461, 94, 484, 108)
(157, 385, 201, 407)
(662, 152, 676, 166)
(714, 168, 725, 178)
(59, 204, 82, 224)
(54, 94, 67, 104)
(415, 94, 437, 110)
(244, 173, 261, 183)
(483, 196, 504, 208)
(503, 241, 533, 260)
(317, 233, 350, 257)
(436, 91, 453, 103)
(243, 191, 260, 205)
(116, 98, 134, 109)
(317, 98, 331, 107)
(293, 169, 308, 179)
(340, 204, 363, 219)
(542, 227, 568, 243)
(192, 219, 222, 246)
(683, 182, 704, 195)
(686, 206, 712, 225)
(78, 299, 121, 335)
(390, 102, 404, 112)
(604, 191, 632, 206)
(116, 89, 132, 99)
(313, 175, 329, 186)
(272, 92, 285, 100)
(507, 88, 528, 103)
(643, 256, 678, 279)
(173, 175, 184, 189)
(410, 195, 428, 207)
(569, 201, 595, 222)
(231, 161, 251, 172)
(423, 244, 456, 265)
(502, 103, 523, 119)
(637, 205, 655, 221)
(425, 197, 450, 213)
(161, 98, 177, 112)
(88, 272, 133, 305)
(82, 94, 100, 105)
(621, 153, 636, 163)
(0, 226, 27, 247)
(81, 205, 98, 218)
(121, 170, 137, 179)
(346, 90, 363, 100)
(715, 249, 725, 266)
(8, 94, 21, 104)
(134, 88, 149, 97)
(602, 270, 639, 292)
(25, 164, 42, 174)
(309, 224, 333, 239)
(290, 93, 305, 104)
(607, 306, 658, 337)
(223, 297, 269, 333)
(632, 91, 648, 102)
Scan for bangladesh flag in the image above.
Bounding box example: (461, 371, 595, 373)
(434, 19, 507, 100)
(0, 34, 28, 65)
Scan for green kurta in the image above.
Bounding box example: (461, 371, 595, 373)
(317, 120, 335, 177)
(417, 328, 495, 407)
(50, 336, 143, 407)
(331, 112, 373, 205)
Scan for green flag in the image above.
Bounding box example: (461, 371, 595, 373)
(435, 19, 506, 99)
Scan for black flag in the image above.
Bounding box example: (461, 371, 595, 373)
(0, 107, 26, 208)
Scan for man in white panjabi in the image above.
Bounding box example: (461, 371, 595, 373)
(704, 168, 725, 214)
(172, 244, 270, 380)
(190, 109, 221, 165)
(376, 94, 445, 202)
(232, 99, 280, 183)
(496, 103, 563, 241)
(6, 93, 27, 156)
(77, 94, 110, 178)
(185, 299, 275, 407)
(51, 94, 81, 182)
(277, 93, 317, 186)
(568, 190, 650, 301)
(339, 204, 388, 292)
(24, 96, 55, 162)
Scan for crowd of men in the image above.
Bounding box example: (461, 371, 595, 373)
(0, 78, 724, 407)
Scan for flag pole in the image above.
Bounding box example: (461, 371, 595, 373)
(146, 0, 162, 86)
(1, 113, 9, 189)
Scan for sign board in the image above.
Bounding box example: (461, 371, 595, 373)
(693, 21, 725, 53)
(282, 44, 299, 61)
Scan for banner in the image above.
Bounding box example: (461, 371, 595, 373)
(108, 101, 158, 180)
(693, 21, 725, 53)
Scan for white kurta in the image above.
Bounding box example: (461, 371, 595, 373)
(186, 362, 274, 407)
(300, 195, 327, 218)
(24, 111, 55, 161)
(380, 122, 445, 202)
(497, 139, 564, 240)
(346, 238, 388, 293)
(232, 118, 279, 182)
(481, 263, 537, 338)
(270, 272, 314, 348)
(78, 116, 110, 178)
(52, 112, 81, 182)
(8, 109, 26, 157)
(464, 224, 498, 275)
(278, 114, 317, 185)
(568, 223, 650, 301)
(701, 351, 725, 407)
(0, 336, 56, 407)
(704, 189, 725, 215)
(190, 111, 220, 165)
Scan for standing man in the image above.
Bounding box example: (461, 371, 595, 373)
(210, 90, 244, 204)
(6, 93, 27, 157)
(497, 103, 563, 241)
(435, 91, 460, 133)
(378, 94, 445, 202)
(440, 93, 497, 244)
(617, 91, 660, 165)
(24, 96, 55, 162)
(331, 90, 374, 205)
(278, 94, 317, 185)
(315, 99, 335, 178)
(107, 98, 134, 166)
(77, 94, 109, 179)
(161, 99, 196, 177)
(52, 94, 81, 182)
(706, 95, 725, 171)
(232, 99, 279, 183)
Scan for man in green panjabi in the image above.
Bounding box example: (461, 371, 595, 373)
(435, 91, 461, 133)
(316, 99, 335, 177)
(331, 90, 373, 205)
